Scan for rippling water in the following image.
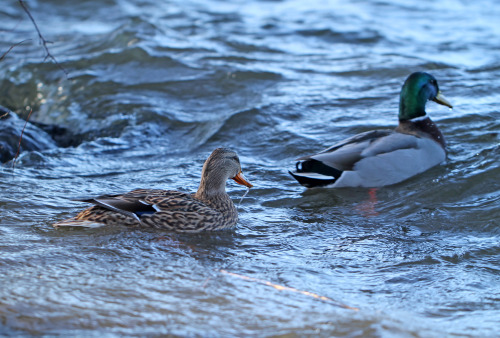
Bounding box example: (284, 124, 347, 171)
(1, 0, 499, 335)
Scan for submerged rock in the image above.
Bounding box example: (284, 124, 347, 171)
(0, 106, 58, 163)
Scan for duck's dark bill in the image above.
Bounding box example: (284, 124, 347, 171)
(233, 172, 253, 188)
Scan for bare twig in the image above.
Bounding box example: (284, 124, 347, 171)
(18, 0, 68, 77)
(220, 269, 359, 310)
(0, 111, 9, 119)
(12, 108, 34, 169)
(0, 39, 31, 62)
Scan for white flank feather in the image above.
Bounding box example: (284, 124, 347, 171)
(53, 219, 106, 228)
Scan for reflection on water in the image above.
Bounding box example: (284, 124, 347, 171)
(354, 188, 380, 218)
(1, 0, 499, 336)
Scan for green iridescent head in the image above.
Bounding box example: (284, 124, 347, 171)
(398, 72, 452, 121)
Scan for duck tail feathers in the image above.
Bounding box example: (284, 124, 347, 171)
(289, 159, 343, 188)
(288, 171, 336, 188)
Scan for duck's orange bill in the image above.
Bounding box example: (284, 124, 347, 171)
(232, 171, 253, 188)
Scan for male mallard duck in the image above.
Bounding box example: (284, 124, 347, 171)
(289, 72, 453, 188)
(53, 148, 253, 232)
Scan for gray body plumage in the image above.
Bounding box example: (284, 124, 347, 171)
(293, 128, 445, 188)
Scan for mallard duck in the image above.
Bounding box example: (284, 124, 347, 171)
(289, 72, 453, 188)
(53, 148, 253, 232)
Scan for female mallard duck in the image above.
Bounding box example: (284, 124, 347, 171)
(289, 72, 453, 188)
(53, 148, 253, 232)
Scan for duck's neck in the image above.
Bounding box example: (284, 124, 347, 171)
(396, 117, 446, 148)
(399, 93, 427, 121)
(194, 174, 228, 200)
(194, 175, 237, 227)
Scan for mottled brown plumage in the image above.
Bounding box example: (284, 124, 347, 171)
(53, 148, 252, 232)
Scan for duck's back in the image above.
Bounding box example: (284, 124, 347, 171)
(333, 132, 446, 187)
(141, 191, 238, 231)
(60, 188, 238, 232)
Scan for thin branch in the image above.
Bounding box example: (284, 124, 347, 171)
(220, 269, 359, 310)
(12, 108, 34, 169)
(0, 39, 31, 62)
(18, 0, 68, 77)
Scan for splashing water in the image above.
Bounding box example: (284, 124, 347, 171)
(239, 187, 251, 205)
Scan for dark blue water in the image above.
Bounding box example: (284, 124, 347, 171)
(1, 0, 499, 335)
